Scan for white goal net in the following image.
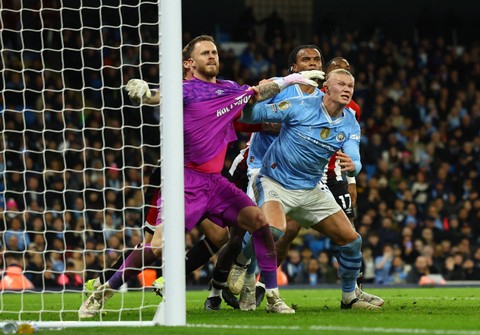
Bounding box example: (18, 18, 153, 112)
(0, 0, 184, 329)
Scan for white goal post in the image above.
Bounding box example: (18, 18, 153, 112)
(0, 0, 185, 329)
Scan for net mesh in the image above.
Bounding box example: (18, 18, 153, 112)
(1, 0, 163, 324)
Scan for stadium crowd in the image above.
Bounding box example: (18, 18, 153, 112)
(1, 3, 480, 290)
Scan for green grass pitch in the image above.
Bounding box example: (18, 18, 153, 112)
(1, 287, 479, 335)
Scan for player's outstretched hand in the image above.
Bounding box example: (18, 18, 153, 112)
(299, 70, 325, 81)
(273, 71, 323, 90)
(126, 79, 152, 103)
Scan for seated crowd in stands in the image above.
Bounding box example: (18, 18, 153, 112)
(1, 6, 479, 288)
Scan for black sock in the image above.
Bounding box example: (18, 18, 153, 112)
(211, 268, 229, 289)
(185, 237, 219, 274)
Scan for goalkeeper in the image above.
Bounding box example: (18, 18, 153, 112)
(83, 47, 232, 297)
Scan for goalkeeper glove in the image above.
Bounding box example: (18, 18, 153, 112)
(299, 70, 325, 81)
(273, 70, 325, 90)
(125, 79, 152, 103)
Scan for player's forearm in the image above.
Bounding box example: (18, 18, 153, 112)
(240, 81, 284, 123)
(255, 82, 281, 102)
(342, 141, 362, 177)
(349, 160, 361, 177)
(147, 89, 160, 104)
(240, 99, 285, 125)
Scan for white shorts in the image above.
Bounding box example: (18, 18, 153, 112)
(246, 167, 261, 203)
(253, 174, 341, 228)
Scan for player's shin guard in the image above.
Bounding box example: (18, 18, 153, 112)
(244, 226, 284, 276)
(251, 224, 277, 289)
(100, 246, 137, 284)
(240, 226, 283, 263)
(108, 243, 157, 290)
(332, 235, 362, 293)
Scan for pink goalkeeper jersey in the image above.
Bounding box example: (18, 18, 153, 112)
(183, 77, 254, 173)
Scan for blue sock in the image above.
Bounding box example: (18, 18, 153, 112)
(332, 235, 362, 293)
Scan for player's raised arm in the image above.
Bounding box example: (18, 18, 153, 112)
(252, 70, 323, 102)
(125, 79, 160, 104)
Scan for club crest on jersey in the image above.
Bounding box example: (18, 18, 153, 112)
(268, 190, 279, 198)
(278, 100, 291, 111)
(336, 132, 346, 142)
(320, 128, 330, 139)
(215, 89, 224, 96)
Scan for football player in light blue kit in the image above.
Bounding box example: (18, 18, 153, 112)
(225, 55, 384, 311)
(226, 46, 325, 311)
(241, 68, 381, 310)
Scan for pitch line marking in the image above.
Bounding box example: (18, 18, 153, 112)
(189, 323, 480, 335)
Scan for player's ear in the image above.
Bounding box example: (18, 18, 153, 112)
(324, 84, 329, 93)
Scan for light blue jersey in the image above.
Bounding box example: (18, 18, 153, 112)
(246, 94, 361, 190)
(247, 84, 323, 170)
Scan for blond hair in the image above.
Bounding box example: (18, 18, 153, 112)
(325, 68, 353, 81)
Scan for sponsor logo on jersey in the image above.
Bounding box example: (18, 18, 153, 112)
(320, 128, 330, 139)
(278, 100, 291, 111)
(350, 133, 361, 141)
(336, 132, 346, 142)
(215, 89, 224, 95)
(215, 94, 251, 117)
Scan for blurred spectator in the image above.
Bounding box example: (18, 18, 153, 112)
(442, 255, 465, 280)
(2, 2, 480, 288)
(407, 255, 431, 283)
(25, 253, 47, 288)
(360, 246, 376, 284)
(377, 217, 401, 248)
(4, 215, 31, 251)
(390, 256, 410, 284)
(248, 51, 271, 81)
(411, 171, 430, 209)
(401, 226, 418, 264)
(57, 259, 83, 288)
(463, 258, 480, 280)
(0, 253, 34, 291)
(297, 258, 321, 286)
(303, 230, 331, 258)
(281, 249, 303, 284)
(317, 251, 338, 284)
(374, 244, 394, 284)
